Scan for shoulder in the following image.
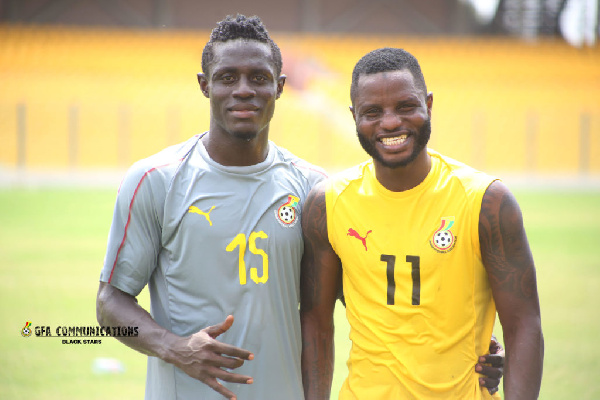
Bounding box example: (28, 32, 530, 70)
(326, 160, 371, 200)
(331, 160, 369, 181)
(480, 180, 521, 223)
(270, 142, 329, 187)
(301, 179, 330, 246)
(430, 149, 497, 195)
(118, 135, 201, 198)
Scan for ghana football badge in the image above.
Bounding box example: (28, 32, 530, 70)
(21, 321, 32, 337)
(275, 195, 300, 227)
(430, 217, 457, 253)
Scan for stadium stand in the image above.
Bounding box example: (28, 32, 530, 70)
(1, 25, 598, 174)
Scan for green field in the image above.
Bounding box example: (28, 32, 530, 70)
(1, 186, 599, 399)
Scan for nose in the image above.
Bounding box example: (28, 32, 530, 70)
(233, 76, 255, 98)
(380, 110, 401, 131)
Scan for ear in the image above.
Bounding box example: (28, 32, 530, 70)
(349, 105, 356, 122)
(197, 73, 210, 98)
(276, 75, 286, 99)
(426, 92, 433, 118)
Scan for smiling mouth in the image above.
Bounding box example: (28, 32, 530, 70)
(380, 134, 408, 146)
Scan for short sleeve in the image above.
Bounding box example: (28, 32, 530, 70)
(99, 161, 165, 296)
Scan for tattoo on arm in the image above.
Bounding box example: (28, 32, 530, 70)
(301, 185, 330, 312)
(479, 181, 537, 299)
(300, 183, 340, 399)
(479, 179, 543, 399)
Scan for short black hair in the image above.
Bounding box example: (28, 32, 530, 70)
(350, 48, 427, 103)
(201, 14, 282, 77)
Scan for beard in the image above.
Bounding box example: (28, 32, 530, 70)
(357, 118, 431, 169)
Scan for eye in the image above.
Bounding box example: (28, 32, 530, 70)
(219, 74, 236, 83)
(362, 108, 381, 119)
(398, 104, 417, 113)
(253, 75, 269, 83)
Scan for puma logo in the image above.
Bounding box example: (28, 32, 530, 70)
(347, 228, 372, 251)
(188, 205, 216, 226)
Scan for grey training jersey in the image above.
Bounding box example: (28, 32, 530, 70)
(100, 134, 327, 400)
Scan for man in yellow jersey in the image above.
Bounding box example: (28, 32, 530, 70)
(300, 48, 543, 399)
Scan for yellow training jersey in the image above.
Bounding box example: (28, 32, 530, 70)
(326, 150, 500, 400)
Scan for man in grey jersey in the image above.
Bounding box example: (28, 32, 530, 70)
(96, 14, 326, 400)
(96, 14, 503, 400)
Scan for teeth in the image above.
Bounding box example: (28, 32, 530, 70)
(381, 135, 408, 146)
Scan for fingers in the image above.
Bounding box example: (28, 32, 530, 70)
(202, 352, 246, 370)
(476, 354, 504, 395)
(476, 362, 503, 380)
(489, 335, 499, 350)
(486, 384, 499, 395)
(178, 337, 254, 399)
(205, 379, 238, 400)
(192, 354, 254, 399)
(478, 376, 500, 390)
(170, 316, 256, 400)
(489, 338, 504, 354)
(201, 315, 254, 361)
(478, 373, 501, 393)
(205, 315, 235, 339)
(198, 363, 253, 385)
(183, 352, 253, 399)
(478, 353, 504, 368)
(202, 338, 254, 362)
(203, 371, 254, 400)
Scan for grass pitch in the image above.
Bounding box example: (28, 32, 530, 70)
(0, 186, 599, 399)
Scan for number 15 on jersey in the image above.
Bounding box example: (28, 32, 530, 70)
(226, 231, 269, 285)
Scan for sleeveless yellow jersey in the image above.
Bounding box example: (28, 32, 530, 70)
(327, 150, 500, 400)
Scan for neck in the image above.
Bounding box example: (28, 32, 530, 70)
(202, 129, 270, 166)
(374, 150, 431, 192)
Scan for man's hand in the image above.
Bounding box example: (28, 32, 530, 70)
(476, 336, 505, 395)
(97, 284, 254, 399)
(165, 315, 254, 400)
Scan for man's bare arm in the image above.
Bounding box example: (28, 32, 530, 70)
(96, 282, 253, 400)
(479, 180, 544, 399)
(300, 182, 343, 400)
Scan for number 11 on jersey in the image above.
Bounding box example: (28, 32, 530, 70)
(381, 254, 420, 306)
